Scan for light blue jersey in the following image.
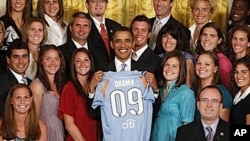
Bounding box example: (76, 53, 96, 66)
(92, 71, 155, 141)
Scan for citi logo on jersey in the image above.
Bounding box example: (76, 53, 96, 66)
(122, 119, 136, 129)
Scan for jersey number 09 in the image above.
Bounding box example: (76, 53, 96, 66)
(110, 88, 144, 117)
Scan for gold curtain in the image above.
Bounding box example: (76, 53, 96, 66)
(32, 0, 228, 32)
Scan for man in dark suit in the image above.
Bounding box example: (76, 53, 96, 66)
(85, 0, 121, 70)
(149, 0, 191, 55)
(176, 85, 230, 141)
(0, 40, 31, 117)
(59, 12, 92, 74)
(88, 27, 159, 118)
(130, 15, 162, 121)
(130, 14, 161, 82)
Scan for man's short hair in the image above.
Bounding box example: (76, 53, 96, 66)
(6, 40, 29, 58)
(198, 85, 223, 103)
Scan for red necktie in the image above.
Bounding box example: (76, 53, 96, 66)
(100, 23, 111, 59)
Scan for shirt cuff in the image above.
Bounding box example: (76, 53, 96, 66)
(153, 89, 159, 98)
(88, 92, 95, 99)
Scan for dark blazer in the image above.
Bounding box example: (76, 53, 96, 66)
(149, 16, 191, 55)
(103, 60, 154, 72)
(0, 69, 31, 117)
(87, 14, 121, 70)
(176, 118, 230, 141)
(136, 47, 161, 81)
(0, 50, 7, 75)
(59, 38, 77, 71)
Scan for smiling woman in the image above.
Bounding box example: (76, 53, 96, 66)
(230, 57, 250, 125)
(194, 51, 233, 121)
(0, 0, 32, 48)
(22, 17, 48, 80)
(29, 44, 67, 141)
(36, 0, 67, 46)
(58, 48, 100, 141)
(0, 84, 47, 140)
(151, 51, 195, 141)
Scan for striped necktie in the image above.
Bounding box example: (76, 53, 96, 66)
(120, 63, 127, 71)
(206, 126, 213, 141)
(149, 20, 162, 50)
(21, 77, 28, 85)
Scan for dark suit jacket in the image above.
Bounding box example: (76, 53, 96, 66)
(102, 60, 154, 72)
(149, 16, 191, 55)
(87, 14, 121, 70)
(176, 118, 230, 141)
(136, 47, 161, 81)
(0, 69, 31, 117)
(0, 50, 7, 75)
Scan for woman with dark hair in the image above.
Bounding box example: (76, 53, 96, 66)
(22, 17, 48, 80)
(157, 22, 194, 87)
(228, 0, 250, 31)
(228, 25, 250, 65)
(30, 44, 67, 141)
(37, 0, 67, 46)
(230, 57, 250, 125)
(194, 51, 232, 121)
(58, 48, 99, 141)
(151, 51, 195, 141)
(0, 84, 47, 140)
(0, 0, 32, 48)
(196, 22, 232, 89)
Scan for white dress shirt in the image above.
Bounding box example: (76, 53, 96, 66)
(44, 14, 67, 46)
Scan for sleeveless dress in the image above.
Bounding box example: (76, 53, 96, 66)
(40, 90, 64, 141)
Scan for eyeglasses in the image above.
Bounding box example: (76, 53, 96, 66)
(89, 0, 106, 3)
(199, 98, 220, 105)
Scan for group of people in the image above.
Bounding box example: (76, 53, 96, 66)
(0, 0, 249, 141)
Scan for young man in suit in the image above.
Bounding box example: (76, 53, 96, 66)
(0, 40, 30, 117)
(176, 85, 230, 141)
(130, 14, 161, 82)
(130, 15, 162, 121)
(59, 12, 92, 74)
(150, 0, 190, 54)
(85, 0, 121, 70)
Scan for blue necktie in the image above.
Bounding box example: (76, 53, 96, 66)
(120, 64, 127, 71)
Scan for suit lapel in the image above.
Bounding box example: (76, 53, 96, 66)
(214, 119, 229, 141)
(137, 48, 151, 62)
(7, 69, 19, 84)
(106, 61, 116, 72)
(193, 120, 207, 141)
